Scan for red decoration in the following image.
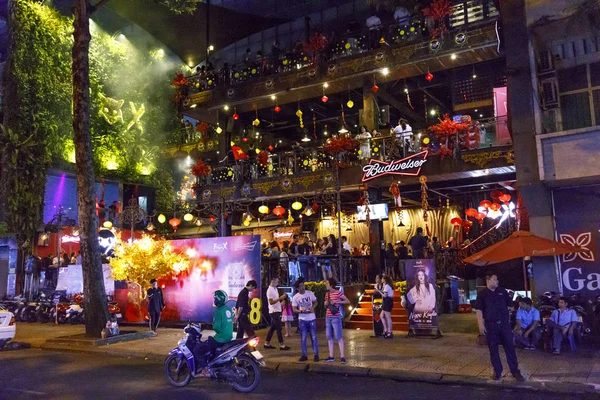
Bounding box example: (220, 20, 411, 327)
(190, 160, 211, 177)
(242, 137, 248, 143)
(490, 203, 501, 212)
(429, 114, 470, 137)
(268, 145, 274, 151)
(422, 0, 454, 38)
(321, 95, 329, 103)
(451, 217, 463, 228)
(169, 217, 181, 231)
(388, 183, 401, 209)
(462, 220, 473, 234)
(371, 84, 379, 93)
(499, 193, 512, 204)
(231, 145, 249, 160)
(209, 215, 215, 222)
(425, 72, 434, 81)
(257, 150, 269, 167)
(480, 200, 492, 209)
(323, 137, 358, 156)
(477, 212, 486, 226)
(223, 212, 229, 219)
(171, 72, 189, 87)
(232, 113, 239, 120)
(274, 105, 281, 113)
(465, 208, 478, 218)
(303, 32, 328, 54)
(195, 121, 209, 133)
(273, 205, 286, 218)
(490, 190, 503, 201)
(312, 203, 319, 212)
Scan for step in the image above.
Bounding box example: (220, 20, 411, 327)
(353, 307, 407, 316)
(345, 321, 409, 330)
(349, 313, 407, 321)
(364, 289, 402, 296)
(358, 301, 402, 308)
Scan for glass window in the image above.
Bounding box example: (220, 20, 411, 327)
(560, 92, 592, 130)
(590, 62, 600, 87)
(593, 89, 600, 125)
(138, 196, 148, 213)
(558, 65, 588, 92)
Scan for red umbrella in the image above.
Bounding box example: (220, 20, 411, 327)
(463, 230, 582, 293)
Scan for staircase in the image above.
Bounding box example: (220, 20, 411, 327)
(345, 285, 409, 332)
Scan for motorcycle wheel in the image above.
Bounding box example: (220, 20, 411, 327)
(231, 355, 261, 393)
(165, 354, 191, 387)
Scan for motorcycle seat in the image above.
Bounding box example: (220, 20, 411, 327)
(214, 338, 247, 353)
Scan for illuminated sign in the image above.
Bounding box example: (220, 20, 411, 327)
(362, 150, 428, 182)
(60, 228, 116, 255)
(273, 231, 294, 239)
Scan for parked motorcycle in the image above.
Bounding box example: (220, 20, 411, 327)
(568, 294, 592, 342)
(165, 322, 264, 393)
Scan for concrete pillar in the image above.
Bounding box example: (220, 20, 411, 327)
(362, 82, 377, 132)
(367, 187, 384, 281)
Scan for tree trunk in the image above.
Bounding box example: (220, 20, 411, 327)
(72, 0, 109, 338)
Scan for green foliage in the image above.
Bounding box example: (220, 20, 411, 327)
(156, 0, 203, 14)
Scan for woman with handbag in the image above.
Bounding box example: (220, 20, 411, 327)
(324, 278, 350, 363)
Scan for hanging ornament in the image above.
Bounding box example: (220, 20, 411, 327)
(209, 215, 216, 222)
(371, 84, 379, 93)
(463, 220, 473, 235)
(406, 91, 414, 109)
(476, 212, 486, 227)
(215, 124, 223, 134)
(388, 182, 402, 208)
(420, 175, 429, 222)
(396, 208, 405, 227)
(425, 71, 434, 81)
(465, 208, 478, 218)
(480, 200, 492, 209)
(258, 204, 270, 215)
(274, 105, 281, 113)
(242, 137, 248, 142)
(292, 201, 303, 211)
(346, 99, 354, 108)
(273, 205, 286, 218)
(169, 217, 181, 231)
(499, 193, 512, 204)
(233, 113, 239, 120)
(296, 109, 304, 128)
(321, 95, 329, 103)
(287, 209, 294, 225)
(451, 217, 462, 230)
(268, 145, 274, 151)
(312, 202, 319, 212)
(253, 109, 260, 126)
(157, 214, 166, 224)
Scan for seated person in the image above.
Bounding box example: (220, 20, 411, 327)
(546, 297, 578, 355)
(194, 290, 234, 373)
(513, 297, 541, 350)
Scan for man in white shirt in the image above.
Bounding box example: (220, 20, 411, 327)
(366, 12, 382, 30)
(292, 281, 319, 362)
(393, 119, 413, 155)
(264, 277, 291, 350)
(394, 6, 411, 25)
(547, 297, 579, 354)
(341, 236, 352, 254)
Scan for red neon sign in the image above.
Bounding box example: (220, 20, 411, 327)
(361, 150, 429, 182)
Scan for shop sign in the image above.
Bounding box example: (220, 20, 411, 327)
(273, 231, 294, 239)
(362, 150, 428, 182)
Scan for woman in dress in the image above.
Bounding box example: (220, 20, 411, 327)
(407, 268, 436, 314)
(377, 275, 395, 339)
(356, 125, 372, 159)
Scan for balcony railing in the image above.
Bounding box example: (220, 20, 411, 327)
(185, 0, 499, 96)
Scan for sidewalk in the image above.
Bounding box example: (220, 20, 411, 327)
(12, 323, 600, 396)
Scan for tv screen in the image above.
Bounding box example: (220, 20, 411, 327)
(357, 203, 389, 221)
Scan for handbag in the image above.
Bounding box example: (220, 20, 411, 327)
(326, 293, 340, 315)
(476, 334, 488, 346)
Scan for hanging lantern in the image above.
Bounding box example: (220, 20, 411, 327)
(157, 214, 166, 224)
(253, 118, 260, 126)
(268, 145, 274, 151)
(146, 222, 155, 232)
(346, 99, 354, 108)
(489, 203, 501, 212)
(425, 72, 434, 81)
(195, 219, 203, 227)
(243, 219, 251, 227)
(303, 206, 314, 216)
(102, 220, 113, 229)
(242, 137, 248, 142)
(233, 113, 239, 120)
(311, 203, 319, 212)
(465, 208, 478, 218)
(371, 84, 379, 93)
(321, 95, 329, 103)
(209, 215, 216, 222)
(292, 201, 303, 211)
(490, 190, 503, 201)
(258, 204, 270, 215)
(476, 212, 486, 227)
(169, 217, 181, 231)
(498, 193, 512, 204)
(451, 217, 463, 229)
(463, 220, 473, 234)
(479, 200, 492, 209)
(287, 210, 294, 225)
(273, 205, 286, 218)
(183, 213, 194, 222)
(274, 105, 281, 113)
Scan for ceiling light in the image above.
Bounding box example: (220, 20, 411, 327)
(479, 114, 483, 118)
(189, 104, 197, 108)
(404, 87, 409, 93)
(301, 134, 311, 142)
(472, 73, 477, 79)
(338, 127, 349, 134)
(208, 45, 214, 52)
(381, 67, 389, 75)
(451, 53, 457, 60)
(430, 109, 437, 116)
(271, 95, 276, 100)
(224, 105, 230, 111)
(323, 82, 329, 88)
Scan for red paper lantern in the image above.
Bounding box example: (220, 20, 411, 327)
(479, 200, 492, 209)
(463, 220, 473, 234)
(274, 105, 281, 113)
(169, 217, 181, 231)
(268, 145, 274, 151)
(490, 190, 503, 200)
(465, 208, 478, 218)
(233, 113, 239, 120)
(371, 84, 379, 93)
(321, 95, 329, 103)
(209, 215, 215, 222)
(451, 217, 463, 229)
(425, 72, 434, 81)
(490, 203, 501, 211)
(242, 137, 248, 142)
(273, 205, 286, 218)
(498, 193, 512, 204)
(311, 203, 319, 212)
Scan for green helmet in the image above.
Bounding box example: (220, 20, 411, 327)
(213, 290, 228, 307)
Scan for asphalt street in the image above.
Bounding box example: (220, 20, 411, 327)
(0, 350, 583, 400)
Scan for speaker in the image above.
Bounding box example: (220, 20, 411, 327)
(230, 211, 243, 226)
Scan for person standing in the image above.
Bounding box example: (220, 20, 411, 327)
(475, 273, 525, 381)
(324, 278, 350, 363)
(292, 280, 319, 362)
(235, 280, 257, 339)
(547, 297, 578, 355)
(147, 278, 165, 334)
(379, 275, 395, 339)
(408, 227, 428, 259)
(264, 277, 291, 351)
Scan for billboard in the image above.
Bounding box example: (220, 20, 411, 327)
(404, 259, 438, 336)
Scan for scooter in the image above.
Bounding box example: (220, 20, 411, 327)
(165, 322, 265, 393)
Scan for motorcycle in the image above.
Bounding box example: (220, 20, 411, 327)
(165, 322, 264, 393)
(65, 294, 85, 325)
(568, 294, 592, 342)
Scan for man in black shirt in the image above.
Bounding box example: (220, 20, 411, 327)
(408, 227, 428, 259)
(475, 273, 525, 381)
(289, 235, 299, 256)
(147, 278, 166, 334)
(235, 280, 257, 339)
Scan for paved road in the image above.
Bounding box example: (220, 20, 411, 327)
(0, 350, 582, 400)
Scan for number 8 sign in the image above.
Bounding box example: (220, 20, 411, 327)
(249, 298, 262, 325)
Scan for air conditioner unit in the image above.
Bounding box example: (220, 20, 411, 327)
(540, 78, 559, 109)
(537, 49, 555, 73)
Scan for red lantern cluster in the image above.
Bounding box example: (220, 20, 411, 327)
(450, 217, 463, 229)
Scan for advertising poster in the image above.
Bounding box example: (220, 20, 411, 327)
(158, 235, 262, 323)
(404, 259, 438, 336)
(56, 264, 115, 295)
(553, 188, 599, 299)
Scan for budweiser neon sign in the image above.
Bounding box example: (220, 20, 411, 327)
(362, 150, 428, 182)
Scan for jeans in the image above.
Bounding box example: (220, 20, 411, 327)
(299, 319, 318, 357)
(546, 320, 574, 352)
(513, 326, 542, 348)
(326, 316, 343, 341)
(485, 320, 520, 376)
(266, 312, 284, 344)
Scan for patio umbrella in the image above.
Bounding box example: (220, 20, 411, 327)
(463, 230, 582, 292)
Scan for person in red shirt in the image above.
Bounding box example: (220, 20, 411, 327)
(323, 278, 350, 363)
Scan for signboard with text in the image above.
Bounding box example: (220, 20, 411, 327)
(404, 259, 438, 336)
(362, 150, 428, 182)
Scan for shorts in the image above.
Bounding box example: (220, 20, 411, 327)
(326, 315, 343, 341)
(282, 314, 294, 322)
(382, 297, 394, 312)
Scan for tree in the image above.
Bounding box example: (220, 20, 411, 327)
(110, 235, 190, 291)
(72, 0, 200, 337)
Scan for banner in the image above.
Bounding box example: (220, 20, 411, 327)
(404, 259, 438, 336)
(159, 235, 262, 323)
(553, 188, 599, 298)
(56, 264, 115, 295)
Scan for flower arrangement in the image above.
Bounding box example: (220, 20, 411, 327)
(257, 150, 269, 167)
(171, 72, 189, 87)
(422, 0, 454, 38)
(190, 159, 211, 177)
(323, 137, 358, 156)
(195, 121, 209, 133)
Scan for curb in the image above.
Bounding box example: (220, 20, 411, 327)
(35, 343, 599, 396)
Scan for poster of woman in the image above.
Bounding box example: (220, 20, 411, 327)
(404, 259, 438, 336)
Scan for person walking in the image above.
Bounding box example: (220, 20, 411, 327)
(292, 280, 319, 362)
(264, 277, 291, 351)
(475, 272, 525, 381)
(324, 278, 350, 363)
(147, 278, 165, 334)
(235, 280, 257, 339)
